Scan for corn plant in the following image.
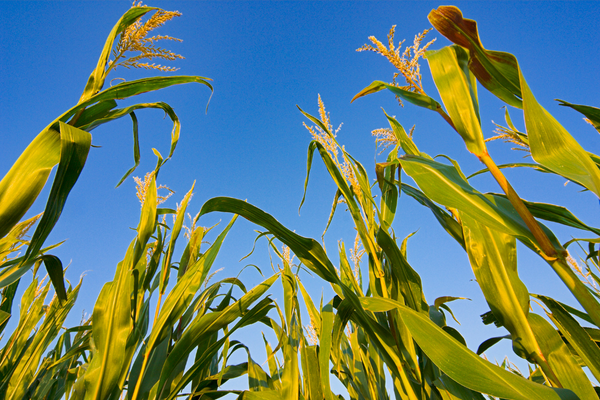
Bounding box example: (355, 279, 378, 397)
(5, 4, 600, 400)
(201, 6, 600, 400)
(0, 4, 213, 301)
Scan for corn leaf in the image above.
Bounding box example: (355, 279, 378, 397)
(537, 295, 600, 383)
(200, 197, 340, 285)
(428, 6, 522, 108)
(426, 45, 485, 156)
(23, 122, 91, 300)
(5, 281, 80, 400)
(400, 155, 552, 252)
(383, 110, 420, 156)
(71, 100, 118, 128)
(0, 278, 47, 385)
(526, 313, 597, 400)
(557, 99, 600, 134)
(360, 297, 578, 400)
(520, 70, 600, 198)
(491, 194, 600, 236)
(301, 344, 324, 399)
(157, 275, 278, 399)
(84, 243, 136, 399)
(319, 301, 334, 400)
(148, 215, 236, 353)
(0, 128, 60, 240)
(400, 183, 465, 249)
(39, 255, 67, 303)
(460, 213, 554, 377)
(158, 183, 195, 294)
(376, 228, 426, 313)
(467, 163, 557, 180)
(62, 76, 213, 127)
(351, 80, 441, 111)
(77, 102, 182, 187)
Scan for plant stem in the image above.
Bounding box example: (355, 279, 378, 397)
(478, 152, 558, 260)
(478, 152, 600, 327)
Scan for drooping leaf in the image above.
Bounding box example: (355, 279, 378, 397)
(428, 6, 523, 108)
(22, 122, 91, 296)
(400, 183, 465, 249)
(200, 197, 340, 285)
(476, 335, 511, 355)
(400, 155, 555, 253)
(557, 99, 600, 134)
(351, 80, 442, 111)
(39, 255, 67, 302)
(491, 194, 600, 236)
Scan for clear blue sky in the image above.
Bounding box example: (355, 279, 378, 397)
(1, 0, 599, 390)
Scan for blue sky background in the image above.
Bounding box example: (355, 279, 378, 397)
(1, 0, 600, 393)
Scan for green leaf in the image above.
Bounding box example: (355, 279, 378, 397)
(200, 197, 340, 285)
(400, 183, 465, 249)
(467, 163, 556, 180)
(76, 102, 181, 187)
(301, 344, 324, 400)
(23, 122, 91, 295)
(520, 69, 600, 198)
(476, 335, 510, 355)
(67, 76, 212, 126)
(428, 6, 523, 108)
(460, 213, 549, 370)
(319, 301, 334, 400)
(149, 215, 236, 354)
(363, 297, 578, 400)
(5, 281, 80, 400)
(242, 390, 283, 400)
(426, 45, 485, 155)
(0, 128, 60, 240)
(137, 173, 157, 252)
(158, 183, 195, 295)
(493, 194, 600, 236)
(526, 313, 597, 400)
(383, 110, 420, 156)
(351, 80, 442, 112)
(84, 246, 135, 399)
(39, 255, 67, 302)
(537, 295, 600, 383)
(376, 228, 426, 312)
(0, 310, 9, 330)
(71, 100, 117, 128)
(157, 275, 278, 399)
(557, 99, 600, 134)
(400, 155, 549, 251)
